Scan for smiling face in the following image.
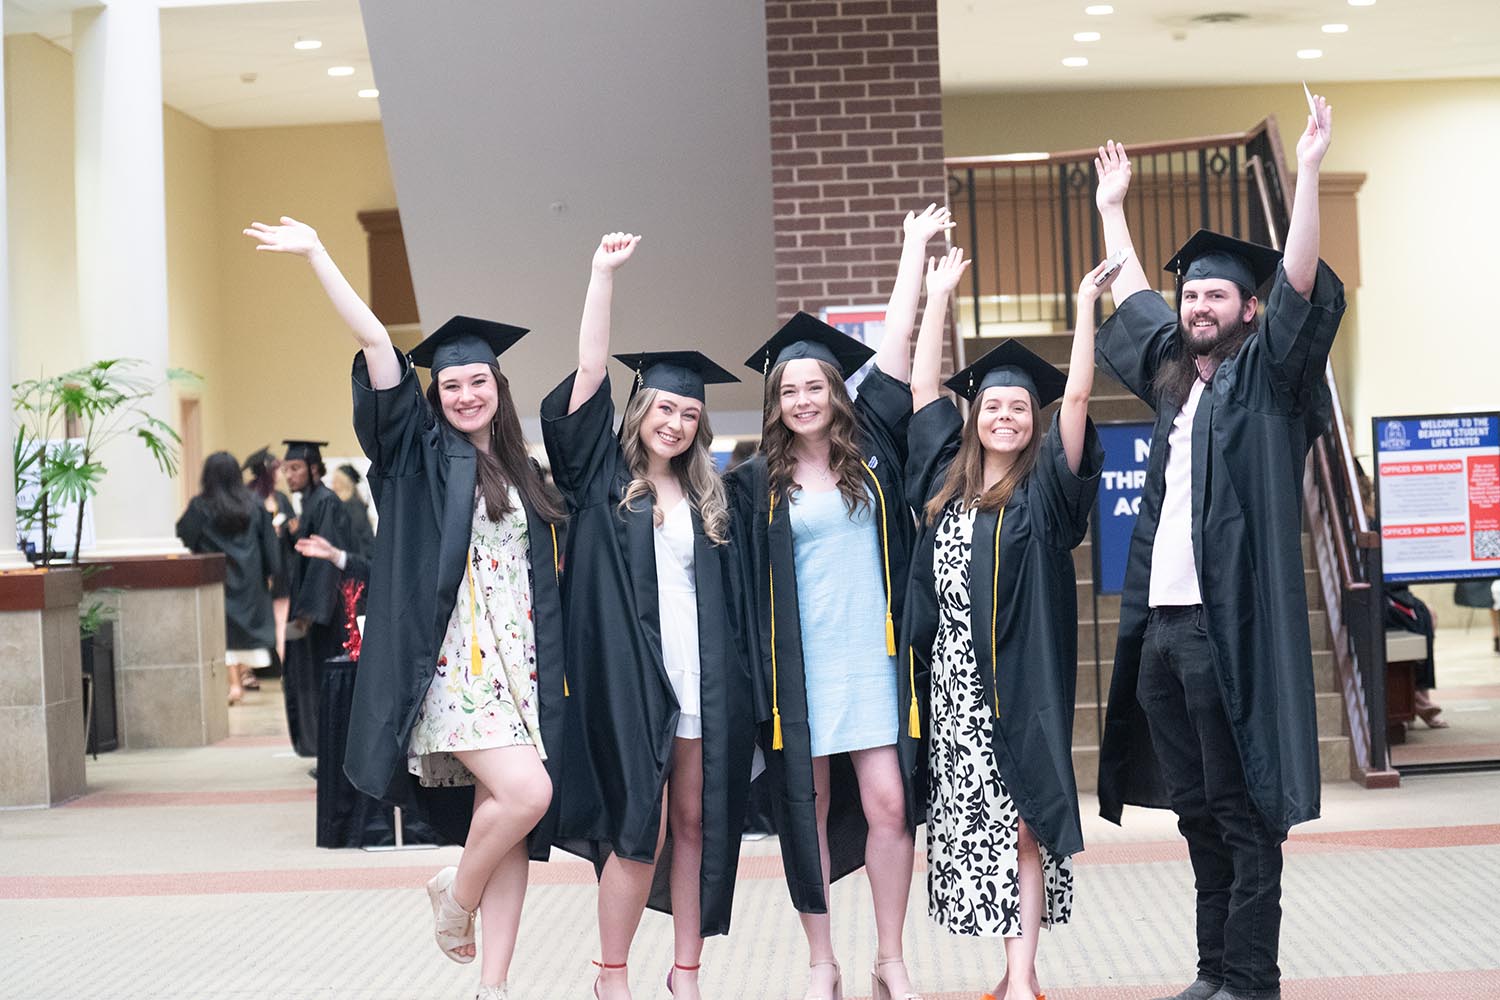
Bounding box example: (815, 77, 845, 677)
(435, 362, 499, 437)
(974, 385, 1034, 458)
(1179, 278, 1256, 355)
(636, 388, 701, 464)
(776, 357, 835, 440)
(282, 459, 310, 492)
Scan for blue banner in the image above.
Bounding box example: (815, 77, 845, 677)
(1094, 421, 1154, 595)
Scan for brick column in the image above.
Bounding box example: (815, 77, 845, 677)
(765, 0, 948, 321)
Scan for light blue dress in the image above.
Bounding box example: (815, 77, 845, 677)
(789, 487, 899, 757)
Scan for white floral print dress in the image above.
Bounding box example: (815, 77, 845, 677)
(926, 500, 1074, 937)
(407, 488, 544, 787)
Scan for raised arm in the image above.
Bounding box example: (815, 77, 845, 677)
(1093, 142, 1151, 304)
(877, 203, 955, 381)
(1061, 256, 1121, 473)
(1283, 94, 1332, 299)
(569, 232, 641, 414)
(911, 247, 969, 411)
(243, 217, 400, 390)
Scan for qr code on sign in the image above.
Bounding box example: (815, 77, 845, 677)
(1477, 530, 1500, 560)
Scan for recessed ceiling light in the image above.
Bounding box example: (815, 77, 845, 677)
(1347, 0, 1375, 6)
(1297, 49, 1324, 60)
(1062, 56, 1089, 67)
(327, 66, 356, 77)
(1074, 31, 1102, 42)
(1084, 4, 1114, 14)
(358, 88, 380, 99)
(1322, 23, 1349, 33)
(293, 38, 322, 51)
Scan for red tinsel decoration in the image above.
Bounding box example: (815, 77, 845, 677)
(341, 578, 366, 661)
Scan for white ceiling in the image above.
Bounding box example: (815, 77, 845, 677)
(3, 0, 1498, 127)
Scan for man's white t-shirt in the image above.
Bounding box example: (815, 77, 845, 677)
(1149, 377, 1206, 607)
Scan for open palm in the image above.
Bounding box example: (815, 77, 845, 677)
(243, 216, 322, 256)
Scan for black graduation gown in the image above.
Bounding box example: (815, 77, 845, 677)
(343, 349, 568, 852)
(725, 365, 916, 915)
(1095, 262, 1346, 835)
(343, 496, 376, 561)
(283, 482, 352, 757)
(901, 402, 1102, 858)
(176, 498, 280, 652)
(539, 373, 756, 936)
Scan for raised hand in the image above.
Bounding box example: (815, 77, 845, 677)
(903, 203, 955, 245)
(925, 246, 970, 298)
(1296, 92, 1333, 170)
(1094, 140, 1132, 211)
(1078, 251, 1126, 305)
(592, 232, 641, 273)
(243, 216, 324, 256)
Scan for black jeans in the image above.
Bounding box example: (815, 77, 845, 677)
(1137, 606, 1285, 998)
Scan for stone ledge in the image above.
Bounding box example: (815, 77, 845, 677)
(81, 553, 225, 591)
(0, 568, 84, 611)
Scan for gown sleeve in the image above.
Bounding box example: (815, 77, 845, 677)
(292, 490, 352, 626)
(1259, 260, 1346, 407)
(853, 364, 914, 468)
(257, 507, 281, 583)
(1095, 288, 1179, 408)
(175, 498, 208, 553)
(905, 397, 963, 511)
(1031, 415, 1104, 549)
(539, 372, 623, 509)
(351, 347, 430, 480)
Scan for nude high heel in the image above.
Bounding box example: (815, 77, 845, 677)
(591, 960, 626, 999)
(805, 958, 842, 1000)
(666, 962, 699, 996)
(871, 957, 922, 1000)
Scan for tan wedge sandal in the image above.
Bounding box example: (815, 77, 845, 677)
(425, 866, 475, 964)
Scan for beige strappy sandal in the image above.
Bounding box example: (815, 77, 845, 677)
(425, 866, 475, 964)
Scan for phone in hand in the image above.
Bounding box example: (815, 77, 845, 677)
(1093, 248, 1129, 286)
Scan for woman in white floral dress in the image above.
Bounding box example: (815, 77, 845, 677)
(246, 216, 569, 1000)
(901, 248, 1113, 1000)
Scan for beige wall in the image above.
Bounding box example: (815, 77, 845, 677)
(212, 122, 394, 461)
(945, 77, 1500, 463)
(5, 32, 393, 477)
(5, 35, 79, 380)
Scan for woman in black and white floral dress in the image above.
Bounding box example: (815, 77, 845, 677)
(898, 248, 1112, 1000)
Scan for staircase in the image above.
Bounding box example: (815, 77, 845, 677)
(966, 328, 1352, 791)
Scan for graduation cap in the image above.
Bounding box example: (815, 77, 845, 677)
(945, 339, 1067, 407)
(612, 350, 739, 402)
(744, 311, 874, 380)
(282, 439, 328, 464)
(408, 315, 529, 374)
(1165, 229, 1282, 294)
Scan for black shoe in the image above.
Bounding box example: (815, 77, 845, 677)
(1493, 635, 1498, 654)
(1207, 988, 1279, 1000)
(1149, 980, 1222, 1000)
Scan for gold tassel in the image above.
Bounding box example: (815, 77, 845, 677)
(466, 547, 483, 678)
(768, 494, 783, 751)
(772, 709, 784, 750)
(907, 650, 921, 738)
(563, 675, 570, 698)
(885, 613, 896, 657)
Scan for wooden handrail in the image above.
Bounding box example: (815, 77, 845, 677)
(945, 120, 1277, 169)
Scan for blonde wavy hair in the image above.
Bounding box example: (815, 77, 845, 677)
(618, 387, 730, 545)
(761, 358, 871, 516)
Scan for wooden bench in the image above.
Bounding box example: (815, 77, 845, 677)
(1385, 628, 1425, 746)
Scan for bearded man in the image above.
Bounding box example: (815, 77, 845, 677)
(1090, 95, 1344, 1000)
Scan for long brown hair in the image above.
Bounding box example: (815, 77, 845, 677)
(1153, 288, 1259, 407)
(425, 363, 567, 524)
(617, 387, 730, 545)
(760, 358, 870, 515)
(924, 397, 1043, 522)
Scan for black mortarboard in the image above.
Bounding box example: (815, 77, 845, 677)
(282, 439, 328, 464)
(945, 339, 1067, 407)
(408, 315, 529, 374)
(613, 351, 739, 402)
(744, 311, 875, 380)
(243, 446, 275, 472)
(1164, 229, 1282, 293)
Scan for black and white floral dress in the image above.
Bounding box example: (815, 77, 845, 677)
(926, 499, 1074, 938)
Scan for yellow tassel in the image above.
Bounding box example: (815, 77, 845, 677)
(465, 547, 483, 678)
(907, 649, 921, 738)
(470, 645, 483, 678)
(772, 709, 784, 750)
(885, 613, 896, 657)
(563, 675, 570, 698)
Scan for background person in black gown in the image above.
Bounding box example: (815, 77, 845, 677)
(244, 446, 295, 670)
(281, 439, 352, 759)
(176, 451, 280, 704)
(1092, 94, 1345, 1000)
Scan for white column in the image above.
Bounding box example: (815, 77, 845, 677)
(0, 4, 34, 570)
(73, 1, 184, 557)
